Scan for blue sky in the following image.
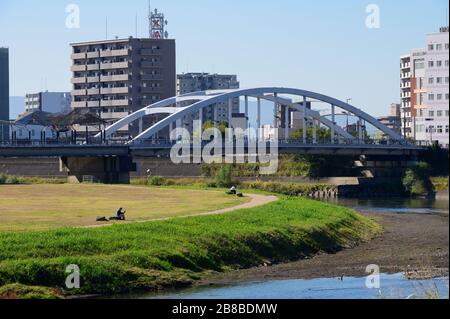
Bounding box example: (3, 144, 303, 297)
(1, 0, 448, 118)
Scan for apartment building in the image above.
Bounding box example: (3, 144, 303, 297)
(177, 73, 240, 126)
(400, 26, 449, 147)
(70, 37, 176, 139)
(0, 48, 9, 142)
(24, 91, 71, 114)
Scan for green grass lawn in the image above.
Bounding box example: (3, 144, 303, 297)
(0, 184, 248, 232)
(0, 196, 381, 297)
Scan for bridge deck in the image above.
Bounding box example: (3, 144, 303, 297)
(0, 143, 424, 158)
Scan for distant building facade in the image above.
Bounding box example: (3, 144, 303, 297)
(70, 37, 176, 139)
(25, 91, 71, 114)
(400, 26, 449, 147)
(177, 73, 240, 125)
(0, 48, 9, 142)
(377, 103, 401, 139)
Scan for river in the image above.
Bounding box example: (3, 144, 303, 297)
(134, 192, 449, 299)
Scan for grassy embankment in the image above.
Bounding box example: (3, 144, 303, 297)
(0, 184, 249, 232)
(0, 195, 381, 298)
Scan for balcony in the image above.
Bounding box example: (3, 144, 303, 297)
(100, 61, 129, 70)
(72, 89, 87, 96)
(100, 74, 129, 82)
(71, 77, 86, 84)
(86, 51, 100, 59)
(72, 101, 87, 108)
(100, 49, 129, 58)
(100, 87, 129, 94)
(400, 62, 411, 69)
(86, 76, 99, 83)
(86, 63, 100, 71)
(87, 88, 100, 95)
(87, 101, 100, 107)
(100, 100, 129, 107)
(101, 111, 129, 120)
(401, 82, 411, 89)
(401, 92, 411, 99)
(400, 72, 411, 79)
(71, 65, 86, 72)
(71, 52, 87, 60)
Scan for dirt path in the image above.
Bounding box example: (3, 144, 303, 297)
(197, 211, 449, 286)
(84, 193, 278, 228)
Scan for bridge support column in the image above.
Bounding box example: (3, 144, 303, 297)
(245, 96, 249, 130)
(257, 97, 261, 140)
(60, 156, 136, 184)
(284, 106, 289, 142)
(331, 104, 336, 144)
(313, 118, 317, 144)
(273, 93, 278, 129)
(228, 98, 233, 127)
(302, 96, 307, 144)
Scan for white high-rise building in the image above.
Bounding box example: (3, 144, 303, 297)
(400, 26, 449, 148)
(24, 91, 72, 114)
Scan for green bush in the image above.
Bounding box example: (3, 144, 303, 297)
(240, 181, 333, 196)
(215, 165, 234, 188)
(0, 174, 21, 185)
(148, 176, 165, 186)
(402, 163, 434, 196)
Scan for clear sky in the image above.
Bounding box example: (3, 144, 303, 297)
(0, 0, 448, 117)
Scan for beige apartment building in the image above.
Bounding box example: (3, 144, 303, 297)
(70, 37, 176, 139)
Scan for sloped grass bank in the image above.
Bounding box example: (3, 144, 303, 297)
(0, 197, 381, 297)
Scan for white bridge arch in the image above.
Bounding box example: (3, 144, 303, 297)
(96, 87, 406, 145)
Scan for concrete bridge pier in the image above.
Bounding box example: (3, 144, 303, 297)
(60, 156, 136, 184)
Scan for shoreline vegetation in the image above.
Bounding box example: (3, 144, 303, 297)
(0, 194, 381, 299)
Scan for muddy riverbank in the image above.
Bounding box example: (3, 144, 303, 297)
(196, 210, 449, 286)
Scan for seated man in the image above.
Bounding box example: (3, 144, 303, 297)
(116, 207, 126, 221)
(229, 185, 237, 195)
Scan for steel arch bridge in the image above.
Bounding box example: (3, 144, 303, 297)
(95, 87, 407, 146)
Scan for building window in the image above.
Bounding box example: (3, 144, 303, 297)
(437, 110, 443, 117)
(428, 94, 434, 101)
(446, 77, 449, 84)
(429, 111, 434, 117)
(428, 61, 434, 67)
(436, 44, 442, 50)
(437, 77, 442, 84)
(446, 110, 450, 117)
(446, 60, 449, 67)
(437, 94, 443, 100)
(446, 43, 450, 50)
(437, 126, 443, 133)
(428, 44, 434, 50)
(428, 77, 434, 84)
(437, 60, 442, 67)
(446, 126, 449, 133)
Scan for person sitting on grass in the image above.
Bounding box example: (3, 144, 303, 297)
(116, 208, 126, 221)
(229, 185, 237, 195)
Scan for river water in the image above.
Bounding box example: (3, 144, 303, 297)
(137, 192, 449, 299)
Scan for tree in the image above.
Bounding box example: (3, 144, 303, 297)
(290, 127, 331, 142)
